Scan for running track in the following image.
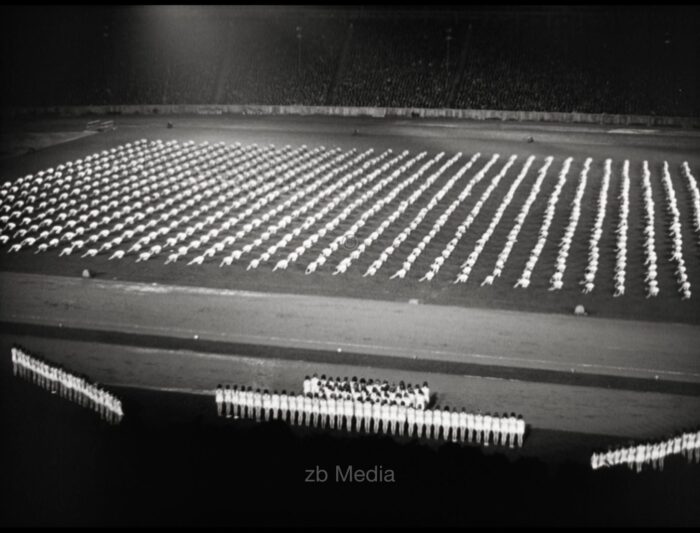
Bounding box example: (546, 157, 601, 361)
(1, 272, 699, 384)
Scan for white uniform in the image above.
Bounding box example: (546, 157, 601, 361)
(280, 394, 289, 423)
(483, 415, 492, 446)
(474, 414, 483, 444)
(303, 395, 312, 426)
(224, 388, 233, 417)
(234, 388, 244, 418)
(288, 394, 297, 424)
(345, 399, 354, 432)
(262, 393, 271, 421)
(272, 393, 281, 420)
(686, 433, 696, 462)
(319, 397, 328, 428)
(492, 416, 501, 446)
(253, 392, 263, 422)
(381, 404, 390, 434)
(424, 410, 433, 439)
(516, 417, 526, 447)
(363, 400, 372, 432)
(635, 444, 645, 472)
(398, 404, 407, 436)
(389, 404, 398, 435)
(407, 406, 416, 437)
(458, 411, 467, 442)
(446, 410, 456, 441)
(214, 388, 224, 416)
(451, 411, 460, 442)
(415, 407, 425, 438)
(328, 397, 337, 429)
(311, 396, 320, 427)
(371, 401, 381, 433)
(420, 385, 430, 408)
(297, 394, 305, 425)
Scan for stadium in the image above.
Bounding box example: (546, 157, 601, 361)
(1, 5, 699, 527)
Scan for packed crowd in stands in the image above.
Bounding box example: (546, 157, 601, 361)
(335, 19, 455, 108)
(2, 8, 697, 116)
(11, 346, 124, 424)
(215, 378, 526, 447)
(220, 18, 343, 106)
(591, 430, 700, 473)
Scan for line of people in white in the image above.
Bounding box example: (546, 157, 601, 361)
(3, 140, 288, 257)
(301, 151, 424, 275)
(2, 142, 696, 300)
(238, 148, 393, 270)
(515, 157, 573, 289)
(214, 384, 526, 448)
(110, 142, 289, 263)
(581, 159, 611, 294)
(365, 153, 481, 280)
(364, 153, 482, 279)
(396, 154, 500, 282)
(424, 155, 517, 282)
(549, 158, 591, 291)
(591, 429, 700, 473)
(662, 161, 692, 300)
(166, 145, 345, 265)
(11, 346, 123, 424)
(613, 160, 630, 298)
(280, 149, 427, 274)
(396, 154, 498, 282)
(453, 156, 546, 283)
(456, 156, 536, 284)
(220, 147, 391, 268)
(681, 161, 700, 241)
(368, 153, 479, 280)
(481, 157, 553, 287)
(309, 151, 451, 276)
(303, 374, 430, 409)
(641, 161, 660, 298)
(331, 152, 462, 277)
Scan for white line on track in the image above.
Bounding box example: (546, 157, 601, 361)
(109, 383, 212, 396)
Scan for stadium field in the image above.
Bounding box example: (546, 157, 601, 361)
(1, 114, 699, 465)
(1, 115, 700, 324)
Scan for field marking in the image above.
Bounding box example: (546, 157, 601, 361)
(608, 129, 660, 135)
(6, 311, 700, 381)
(109, 383, 212, 396)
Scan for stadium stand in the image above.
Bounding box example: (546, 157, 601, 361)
(1, 7, 697, 116)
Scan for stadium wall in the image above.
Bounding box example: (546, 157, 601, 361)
(4, 105, 699, 129)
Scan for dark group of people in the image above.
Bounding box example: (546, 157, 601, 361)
(7, 10, 696, 117)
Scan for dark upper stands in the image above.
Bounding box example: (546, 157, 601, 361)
(1, 7, 697, 116)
